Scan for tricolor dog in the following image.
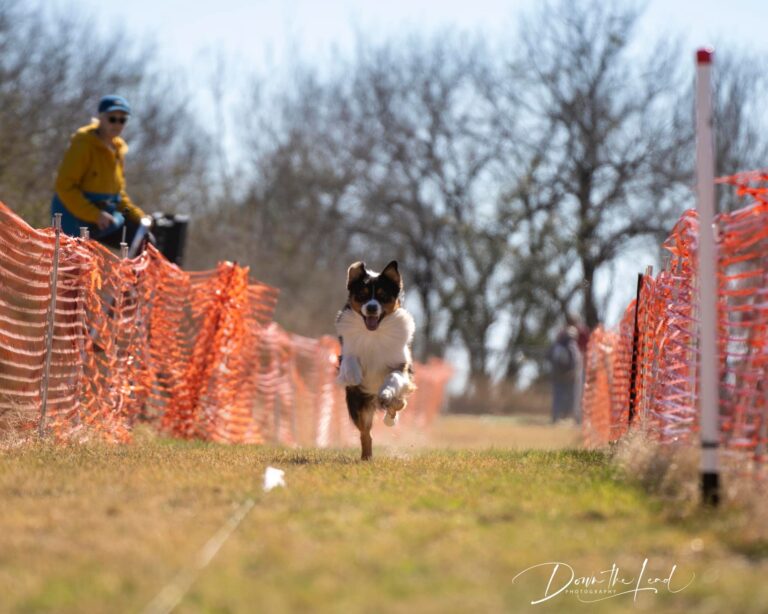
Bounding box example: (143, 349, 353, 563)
(335, 261, 416, 460)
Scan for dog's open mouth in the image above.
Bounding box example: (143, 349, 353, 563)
(363, 314, 381, 331)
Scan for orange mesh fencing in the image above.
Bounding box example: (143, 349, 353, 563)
(0, 201, 452, 446)
(716, 171, 768, 460)
(582, 170, 768, 468)
(583, 326, 622, 447)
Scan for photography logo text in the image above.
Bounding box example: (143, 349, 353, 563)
(512, 558, 695, 604)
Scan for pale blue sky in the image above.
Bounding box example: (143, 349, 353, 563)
(51, 0, 768, 147)
(53, 0, 768, 76)
(49, 0, 768, 166)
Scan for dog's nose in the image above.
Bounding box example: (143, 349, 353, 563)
(364, 302, 379, 314)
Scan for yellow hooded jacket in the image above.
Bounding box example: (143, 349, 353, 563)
(53, 122, 145, 224)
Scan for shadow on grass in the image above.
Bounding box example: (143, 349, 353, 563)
(264, 449, 360, 465)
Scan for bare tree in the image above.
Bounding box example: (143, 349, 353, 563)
(502, 0, 690, 330)
(185, 67, 364, 337)
(345, 34, 509, 382)
(188, 4, 768, 399)
(711, 49, 768, 210)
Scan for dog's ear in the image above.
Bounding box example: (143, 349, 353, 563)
(346, 261, 367, 289)
(381, 260, 402, 288)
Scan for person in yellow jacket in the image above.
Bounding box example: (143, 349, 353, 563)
(51, 95, 150, 247)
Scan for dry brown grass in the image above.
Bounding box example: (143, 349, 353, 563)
(374, 413, 581, 450)
(613, 423, 768, 510)
(1, 417, 767, 613)
(0, 406, 36, 449)
(612, 425, 701, 518)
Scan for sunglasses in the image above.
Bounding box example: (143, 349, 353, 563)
(107, 116, 128, 124)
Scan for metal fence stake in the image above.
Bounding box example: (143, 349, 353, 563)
(39, 213, 63, 438)
(696, 47, 720, 507)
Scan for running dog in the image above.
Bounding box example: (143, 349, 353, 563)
(335, 260, 416, 460)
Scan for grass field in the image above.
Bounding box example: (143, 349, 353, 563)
(1, 416, 766, 613)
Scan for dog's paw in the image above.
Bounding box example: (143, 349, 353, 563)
(383, 412, 398, 427)
(337, 355, 362, 386)
(379, 387, 407, 411)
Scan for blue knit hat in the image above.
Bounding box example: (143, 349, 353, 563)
(98, 95, 131, 115)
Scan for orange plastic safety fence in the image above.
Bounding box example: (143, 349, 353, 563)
(582, 170, 768, 466)
(581, 326, 615, 447)
(0, 201, 452, 446)
(716, 171, 768, 460)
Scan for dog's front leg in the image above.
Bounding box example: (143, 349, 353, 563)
(337, 354, 363, 387)
(379, 370, 409, 426)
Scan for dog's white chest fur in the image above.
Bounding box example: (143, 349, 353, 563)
(336, 307, 415, 394)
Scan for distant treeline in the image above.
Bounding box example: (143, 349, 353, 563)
(1, 0, 766, 398)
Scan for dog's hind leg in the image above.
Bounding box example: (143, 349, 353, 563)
(358, 406, 375, 461)
(346, 386, 376, 460)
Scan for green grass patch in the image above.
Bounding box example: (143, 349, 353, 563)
(0, 429, 766, 613)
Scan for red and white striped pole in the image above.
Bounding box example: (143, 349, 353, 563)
(695, 47, 719, 506)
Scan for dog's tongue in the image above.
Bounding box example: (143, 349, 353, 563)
(364, 315, 380, 331)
